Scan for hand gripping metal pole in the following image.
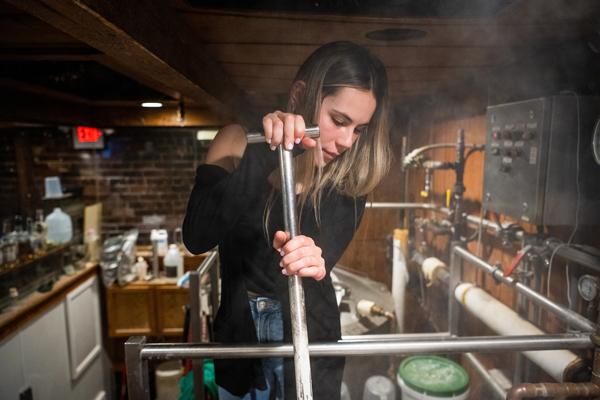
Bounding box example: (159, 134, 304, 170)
(247, 126, 320, 144)
(278, 139, 314, 400)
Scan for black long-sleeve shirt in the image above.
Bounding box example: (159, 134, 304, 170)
(183, 143, 365, 399)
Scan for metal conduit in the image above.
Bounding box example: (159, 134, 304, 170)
(135, 334, 591, 360)
(453, 246, 596, 332)
(464, 353, 507, 400)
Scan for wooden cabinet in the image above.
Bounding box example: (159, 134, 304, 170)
(155, 286, 189, 336)
(106, 281, 188, 337)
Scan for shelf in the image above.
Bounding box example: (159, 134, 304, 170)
(0, 243, 70, 278)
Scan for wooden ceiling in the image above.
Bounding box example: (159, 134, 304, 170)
(0, 0, 599, 127)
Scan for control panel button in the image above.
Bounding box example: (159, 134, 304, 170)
(514, 148, 522, 157)
(512, 131, 523, 140)
(522, 131, 536, 140)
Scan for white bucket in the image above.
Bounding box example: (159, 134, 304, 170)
(397, 377, 469, 400)
(155, 361, 182, 400)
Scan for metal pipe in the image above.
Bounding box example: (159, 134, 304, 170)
(507, 382, 600, 399)
(196, 250, 218, 277)
(137, 334, 592, 360)
(548, 242, 600, 274)
(342, 332, 450, 341)
(246, 126, 320, 144)
(278, 145, 312, 399)
(464, 353, 507, 400)
(365, 202, 438, 209)
(126, 336, 150, 400)
(448, 242, 462, 335)
(453, 246, 596, 332)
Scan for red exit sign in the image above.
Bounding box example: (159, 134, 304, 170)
(72, 126, 105, 149)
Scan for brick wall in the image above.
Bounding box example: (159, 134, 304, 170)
(2, 128, 207, 243)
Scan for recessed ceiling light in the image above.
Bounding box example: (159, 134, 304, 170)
(365, 28, 427, 41)
(196, 129, 219, 141)
(141, 102, 163, 108)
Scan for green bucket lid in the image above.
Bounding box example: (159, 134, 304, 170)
(398, 356, 469, 397)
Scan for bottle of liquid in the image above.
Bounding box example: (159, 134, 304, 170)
(34, 209, 47, 252)
(28, 217, 43, 255)
(150, 229, 168, 256)
(15, 215, 32, 260)
(45, 207, 73, 245)
(163, 244, 183, 278)
(2, 219, 18, 263)
(173, 227, 183, 250)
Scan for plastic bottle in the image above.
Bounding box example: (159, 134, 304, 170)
(134, 256, 149, 280)
(150, 229, 168, 256)
(163, 244, 183, 278)
(45, 207, 73, 245)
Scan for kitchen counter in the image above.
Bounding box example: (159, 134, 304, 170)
(0, 262, 99, 342)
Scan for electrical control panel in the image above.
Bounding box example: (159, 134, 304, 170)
(482, 95, 600, 226)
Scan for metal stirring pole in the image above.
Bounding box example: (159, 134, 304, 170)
(246, 126, 319, 400)
(278, 144, 313, 400)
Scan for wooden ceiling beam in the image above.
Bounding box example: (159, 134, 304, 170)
(6, 0, 256, 124)
(91, 55, 183, 103)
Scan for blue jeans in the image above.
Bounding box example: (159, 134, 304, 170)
(218, 296, 284, 400)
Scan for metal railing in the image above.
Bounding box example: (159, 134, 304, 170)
(451, 246, 595, 332)
(125, 333, 592, 399)
(188, 250, 219, 400)
(124, 202, 599, 398)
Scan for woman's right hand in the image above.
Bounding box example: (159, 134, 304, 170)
(262, 111, 318, 151)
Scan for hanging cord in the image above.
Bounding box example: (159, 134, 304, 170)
(566, 263, 573, 310)
(546, 242, 568, 298)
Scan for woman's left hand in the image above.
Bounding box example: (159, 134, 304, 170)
(272, 231, 326, 281)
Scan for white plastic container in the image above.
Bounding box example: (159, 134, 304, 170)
(134, 256, 149, 280)
(45, 207, 72, 244)
(363, 375, 395, 400)
(163, 244, 183, 278)
(150, 229, 168, 256)
(44, 176, 63, 198)
(155, 361, 182, 400)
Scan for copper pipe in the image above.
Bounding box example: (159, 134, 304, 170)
(507, 382, 600, 399)
(508, 328, 600, 399)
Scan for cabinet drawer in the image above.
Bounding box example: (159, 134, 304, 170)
(106, 286, 156, 337)
(155, 287, 188, 336)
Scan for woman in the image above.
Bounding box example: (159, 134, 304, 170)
(183, 41, 391, 400)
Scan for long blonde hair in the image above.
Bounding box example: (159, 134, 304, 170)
(291, 42, 392, 212)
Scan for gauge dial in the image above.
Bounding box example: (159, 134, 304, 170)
(578, 274, 599, 302)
